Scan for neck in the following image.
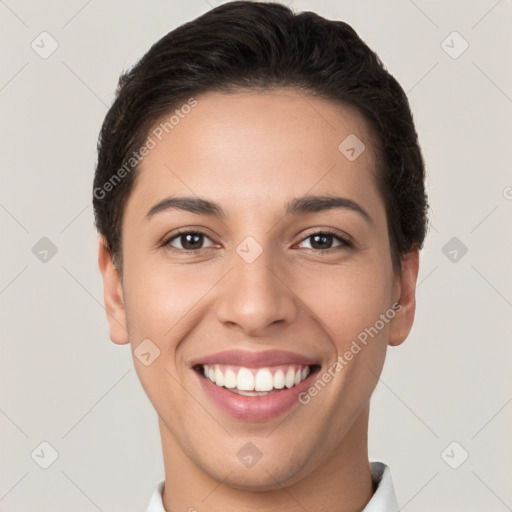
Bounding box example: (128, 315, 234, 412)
(159, 405, 373, 512)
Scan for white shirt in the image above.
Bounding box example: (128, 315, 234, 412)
(145, 461, 399, 512)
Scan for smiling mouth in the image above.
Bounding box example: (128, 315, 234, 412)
(194, 363, 321, 396)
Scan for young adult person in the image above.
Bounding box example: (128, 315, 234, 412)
(93, 2, 428, 510)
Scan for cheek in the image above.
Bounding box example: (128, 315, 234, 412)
(296, 262, 393, 344)
(122, 257, 216, 346)
(121, 261, 205, 414)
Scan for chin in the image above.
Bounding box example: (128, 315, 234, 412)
(199, 452, 310, 492)
(221, 469, 297, 492)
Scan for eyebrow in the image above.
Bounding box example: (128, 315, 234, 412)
(145, 194, 373, 225)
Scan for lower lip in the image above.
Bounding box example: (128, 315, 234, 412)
(196, 368, 318, 422)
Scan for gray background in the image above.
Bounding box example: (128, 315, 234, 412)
(1, 0, 511, 510)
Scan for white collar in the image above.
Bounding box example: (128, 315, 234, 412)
(146, 461, 399, 511)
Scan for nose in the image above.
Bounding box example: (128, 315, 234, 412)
(215, 245, 299, 336)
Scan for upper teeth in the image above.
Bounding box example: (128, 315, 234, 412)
(203, 364, 310, 392)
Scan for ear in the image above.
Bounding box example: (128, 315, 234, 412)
(97, 236, 129, 345)
(388, 249, 420, 347)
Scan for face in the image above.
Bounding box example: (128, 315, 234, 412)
(99, 88, 418, 490)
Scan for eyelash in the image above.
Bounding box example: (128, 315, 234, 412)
(161, 229, 354, 255)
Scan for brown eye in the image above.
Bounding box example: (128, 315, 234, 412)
(298, 231, 352, 252)
(179, 233, 204, 250)
(164, 231, 215, 252)
(309, 233, 335, 250)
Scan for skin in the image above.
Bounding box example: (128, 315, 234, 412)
(98, 88, 419, 512)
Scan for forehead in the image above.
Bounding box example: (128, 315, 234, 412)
(124, 88, 383, 222)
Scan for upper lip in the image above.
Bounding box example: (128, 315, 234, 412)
(190, 349, 319, 368)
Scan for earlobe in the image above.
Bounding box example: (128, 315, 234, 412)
(97, 236, 129, 345)
(388, 249, 420, 347)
